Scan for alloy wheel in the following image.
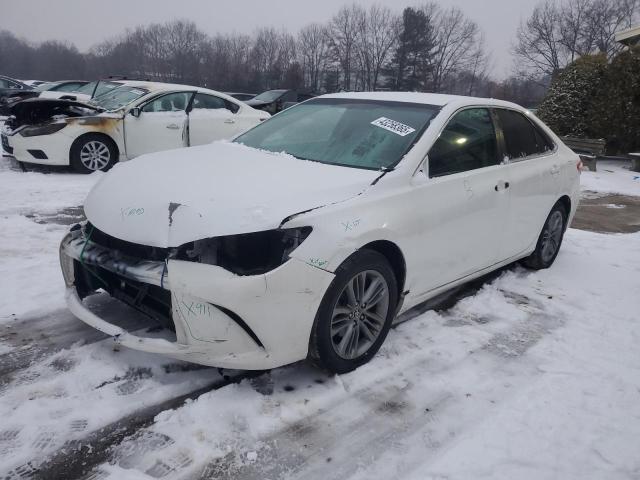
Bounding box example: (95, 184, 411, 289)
(80, 140, 111, 171)
(540, 210, 564, 263)
(330, 270, 390, 360)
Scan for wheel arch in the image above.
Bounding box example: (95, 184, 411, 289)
(69, 131, 120, 163)
(360, 240, 406, 296)
(556, 195, 572, 229)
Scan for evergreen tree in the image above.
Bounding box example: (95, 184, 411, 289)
(588, 48, 640, 153)
(537, 54, 607, 137)
(386, 8, 436, 91)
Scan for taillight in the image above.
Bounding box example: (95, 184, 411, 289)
(577, 159, 583, 172)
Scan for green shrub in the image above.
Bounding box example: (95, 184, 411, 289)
(537, 54, 607, 138)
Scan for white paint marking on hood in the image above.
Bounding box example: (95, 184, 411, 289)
(84, 141, 380, 247)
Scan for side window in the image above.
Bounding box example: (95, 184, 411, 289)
(191, 93, 239, 113)
(142, 92, 192, 113)
(428, 108, 499, 178)
(0, 79, 9, 88)
(494, 109, 554, 160)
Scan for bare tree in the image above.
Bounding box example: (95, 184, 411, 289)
(515, 0, 640, 77)
(429, 4, 485, 92)
(298, 23, 330, 92)
(514, 1, 565, 77)
(353, 5, 399, 91)
(328, 4, 365, 91)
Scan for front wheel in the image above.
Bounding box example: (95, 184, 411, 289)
(70, 134, 117, 173)
(308, 250, 398, 374)
(522, 202, 567, 270)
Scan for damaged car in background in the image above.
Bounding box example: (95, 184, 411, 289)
(60, 92, 581, 374)
(2, 81, 269, 172)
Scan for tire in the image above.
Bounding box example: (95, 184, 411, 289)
(522, 202, 567, 270)
(70, 134, 118, 173)
(308, 249, 398, 374)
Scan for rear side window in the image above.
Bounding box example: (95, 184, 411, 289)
(494, 109, 554, 160)
(192, 93, 239, 113)
(428, 108, 499, 177)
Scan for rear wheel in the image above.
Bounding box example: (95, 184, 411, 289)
(522, 202, 567, 270)
(309, 250, 398, 374)
(70, 134, 117, 173)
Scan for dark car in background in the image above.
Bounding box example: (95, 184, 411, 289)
(0, 75, 39, 115)
(224, 92, 257, 102)
(245, 89, 316, 114)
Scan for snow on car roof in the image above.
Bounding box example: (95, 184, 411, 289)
(321, 91, 524, 110)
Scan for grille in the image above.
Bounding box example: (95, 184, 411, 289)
(87, 223, 169, 262)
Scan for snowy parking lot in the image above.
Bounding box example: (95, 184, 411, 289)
(0, 157, 639, 479)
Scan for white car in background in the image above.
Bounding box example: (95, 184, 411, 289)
(2, 81, 269, 172)
(60, 92, 581, 373)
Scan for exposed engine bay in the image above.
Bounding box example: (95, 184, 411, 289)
(4, 98, 103, 130)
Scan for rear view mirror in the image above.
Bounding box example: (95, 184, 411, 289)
(130, 107, 141, 118)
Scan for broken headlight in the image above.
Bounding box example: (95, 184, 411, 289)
(176, 227, 312, 276)
(20, 123, 67, 137)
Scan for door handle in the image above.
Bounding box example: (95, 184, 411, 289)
(494, 180, 510, 191)
(166, 124, 180, 130)
(550, 165, 560, 175)
(224, 119, 235, 124)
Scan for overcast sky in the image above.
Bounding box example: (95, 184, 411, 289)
(2, 0, 537, 79)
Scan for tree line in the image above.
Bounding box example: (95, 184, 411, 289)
(0, 0, 637, 108)
(0, 3, 490, 97)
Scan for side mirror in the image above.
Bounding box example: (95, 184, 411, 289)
(130, 107, 141, 118)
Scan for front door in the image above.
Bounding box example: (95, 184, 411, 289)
(124, 91, 194, 158)
(409, 107, 510, 296)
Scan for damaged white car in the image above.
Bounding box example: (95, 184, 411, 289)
(2, 82, 268, 172)
(60, 92, 581, 373)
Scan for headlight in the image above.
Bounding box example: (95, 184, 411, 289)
(20, 123, 67, 137)
(176, 227, 312, 276)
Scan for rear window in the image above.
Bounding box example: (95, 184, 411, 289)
(494, 109, 554, 160)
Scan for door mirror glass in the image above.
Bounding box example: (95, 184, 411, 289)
(130, 107, 141, 118)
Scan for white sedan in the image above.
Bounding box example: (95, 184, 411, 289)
(2, 82, 269, 172)
(59, 92, 581, 373)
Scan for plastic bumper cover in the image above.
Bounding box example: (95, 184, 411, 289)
(60, 233, 335, 369)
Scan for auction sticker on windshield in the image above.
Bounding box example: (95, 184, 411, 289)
(371, 117, 416, 136)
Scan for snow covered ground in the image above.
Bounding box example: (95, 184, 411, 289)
(0, 156, 639, 479)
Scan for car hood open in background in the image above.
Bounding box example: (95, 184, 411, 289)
(6, 98, 104, 129)
(84, 141, 381, 247)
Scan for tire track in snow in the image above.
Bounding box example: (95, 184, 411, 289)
(3, 370, 266, 480)
(76, 283, 564, 480)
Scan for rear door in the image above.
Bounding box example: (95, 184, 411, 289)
(124, 91, 194, 158)
(493, 108, 561, 258)
(188, 93, 243, 145)
(410, 107, 510, 295)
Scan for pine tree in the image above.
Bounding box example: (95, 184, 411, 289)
(386, 8, 437, 91)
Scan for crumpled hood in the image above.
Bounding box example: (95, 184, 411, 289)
(84, 141, 380, 247)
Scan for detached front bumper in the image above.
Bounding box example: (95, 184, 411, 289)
(60, 232, 335, 369)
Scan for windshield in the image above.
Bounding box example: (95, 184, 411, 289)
(252, 90, 286, 102)
(75, 81, 121, 98)
(234, 98, 439, 170)
(92, 86, 148, 110)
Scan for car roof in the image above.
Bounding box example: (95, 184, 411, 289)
(320, 91, 525, 111)
(117, 81, 241, 104)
